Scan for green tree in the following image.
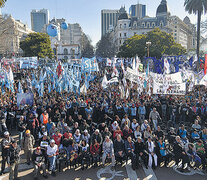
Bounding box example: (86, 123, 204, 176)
(118, 28, 186, 58)
(0, 0, 7, 7)
(81, 42, 94, 58)
(96, 33, 116, 58)
(184, 0, 207, 64)
(20, 32, 54, 59)
(80, 34, 94, 58)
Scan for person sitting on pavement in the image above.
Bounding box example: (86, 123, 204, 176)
(32, 146, 48, 180)
(46, 139, 58, 176)
(146, 136, 158, 169)
(90, 139, 100, 167)
(114, 134, 125, 165)
(102, 136, 115, 170)
(125, 136, 136, 170)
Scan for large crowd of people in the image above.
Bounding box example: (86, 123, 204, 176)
(0, 64, 207, 180)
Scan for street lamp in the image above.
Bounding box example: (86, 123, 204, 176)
(146, 41, 151, 57)
(54, 42, 58, 62)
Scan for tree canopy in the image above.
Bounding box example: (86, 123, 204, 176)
(118, 28, 186, 58)
(184, 0, 207, 61)
(0, 0, 7, 7)
(20, 32, 54, 59)
(95, 33, 116, 58)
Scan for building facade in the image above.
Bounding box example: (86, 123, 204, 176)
(0, 14, 33, 58)
(110, 0, 196, 53)
(42, 18, 86, 60)
(31, 9, 49, 32)
(101, 9, 120, 37)
(129, 3, 146, 19)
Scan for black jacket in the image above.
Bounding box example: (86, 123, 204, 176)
(7, 145, 21, 164)
(135, 141, 146, 155)
(32, 151, 45, 165)
(114, 139, 125, 153)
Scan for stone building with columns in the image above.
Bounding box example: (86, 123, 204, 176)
(110, 0, 196, 53)
(0, 14, 33, 58)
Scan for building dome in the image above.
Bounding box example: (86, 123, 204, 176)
(183, 16, 191, 24)
(118, 13, 129, 20)
(156, 0, 169, 16)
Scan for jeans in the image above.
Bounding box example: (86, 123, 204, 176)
(19, 131, 24, 147)
(34, 164, 46, 177)
(102, 153, 115, 166)
(48, 156, 56, 172)
(9, 162, 18, 180)
(152, 119, 158, 131)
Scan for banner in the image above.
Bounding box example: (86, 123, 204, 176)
(153, 82, 186, 95)
(150, 72, 182, 84)
(107, 77, 119, 84)
(17, 57, 38, 69)
(17, 93, 34, 107)
(125, 67, 145, 83)
(199, 74, 207, 86)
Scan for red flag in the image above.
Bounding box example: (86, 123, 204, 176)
(205, 54, 207, 75)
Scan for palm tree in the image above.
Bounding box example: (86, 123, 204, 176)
(184, 0, 207, 70)
(0, 0, 7, 7)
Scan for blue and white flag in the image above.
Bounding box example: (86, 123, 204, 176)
(18, 82, 24, 93)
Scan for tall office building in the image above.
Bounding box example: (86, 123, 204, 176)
(129, 3, 146, 19)
(31, 9, 49, 32)
(101, 9, 120, 37)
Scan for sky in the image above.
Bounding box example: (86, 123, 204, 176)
(1, 0, 206, 46)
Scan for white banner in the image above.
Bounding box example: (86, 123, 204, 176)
(17, 57, 38, 69)
(125, 67, 145, 83)
(153, 82, 186, 95)
(199, 74, 207, 86)
(107, 77, 119, 84)
(150, 72, 182, 84)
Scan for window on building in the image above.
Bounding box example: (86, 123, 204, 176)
(152, 23, 155, 28)
(120, 40, 122, 44)
(134, 32, 136, 35)
(124, 33, 127, 37)
(174, 37, 177, 40)
(174, 33, 177, 36)
(160, 22, 163, 28)
(175, 26, 177, 28)
(142, 23, 145, 28)
(120, 33, 122, 37)
(64, 48, 68, 55)
(124, 24, 126, 28)
(147, 23, 150, 28)
(175, 30, 177, 32)
(120, 24, 122, 28)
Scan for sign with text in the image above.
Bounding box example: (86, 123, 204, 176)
(153, 82, 186, 95)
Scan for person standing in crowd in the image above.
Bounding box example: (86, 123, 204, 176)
(22, 130, 35, 165)
(138, 104, 146, 123)
(17, 116, 27, 147)
(149, 108, 161, 131)
(7, 140, 21, 180)
(32, 146, 48, 180)
(0, 107, 7, 135)
(40, 110, 49, 125)
(1, 131, 14, 175)
(102, 136, 115, 170)
(47, 139, 58, 176)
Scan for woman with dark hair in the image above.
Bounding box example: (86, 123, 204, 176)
(79, 140, 90, 170)
(90, 139, 100, 167)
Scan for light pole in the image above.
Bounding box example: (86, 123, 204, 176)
(146, 41, 151, 57)
(54, 42, 58, 62)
